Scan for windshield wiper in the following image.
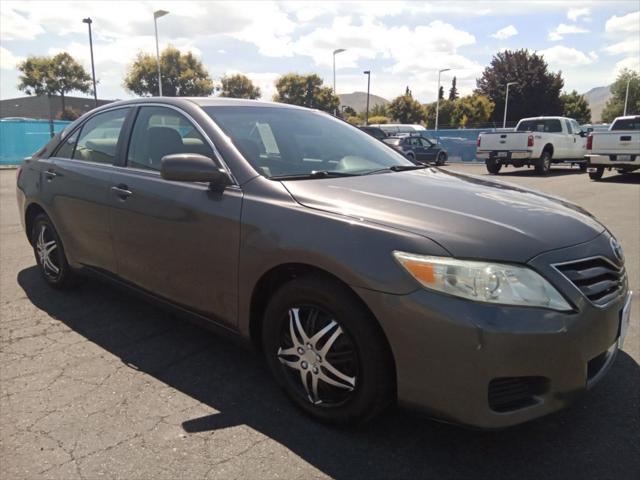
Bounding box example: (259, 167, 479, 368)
(269, 171, 359, 181)
(364, 164, 430, 175)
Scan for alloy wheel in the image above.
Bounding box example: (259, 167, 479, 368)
(277, 306, 358, 407)
(36, 225, 60, 279)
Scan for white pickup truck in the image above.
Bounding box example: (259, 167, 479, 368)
(585, 115, 640, 180)
(476, 116, 588, 175)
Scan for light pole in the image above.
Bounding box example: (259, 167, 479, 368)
(82, 18, 98, 107)
(333, 48, 346, 115)
(623, 77, 631, 116)
(435, 68, 450, 131)
(363, 70, 371, 125)
(503, 81, 518, 128)
(154, 9, 169, 96)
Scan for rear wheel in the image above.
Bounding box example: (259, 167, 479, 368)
(535, 151, 552, 175)
(589, 167, 604, 180)
(31, 213, 77, 289)
(579, 162, 587, 172)
(485, 158, 502, 174)
(262, 275, 395, 424)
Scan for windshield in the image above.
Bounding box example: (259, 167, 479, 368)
(203, 106, 412, 178)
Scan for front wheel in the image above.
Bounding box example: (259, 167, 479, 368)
(262, 276, 395, 425)
(485, 158, 502, 174)
(589, 167, 604, 180)
(31, 213, 77, 289)
(535, 151, 552, 175)
(436, 152, 447, 166)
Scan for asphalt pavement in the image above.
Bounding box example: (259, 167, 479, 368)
(1, 164, 639, 479)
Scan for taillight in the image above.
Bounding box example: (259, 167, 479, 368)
(527, 135, 534, 147)
(477, 136, 481, 147)
(586, 133, 593, 150)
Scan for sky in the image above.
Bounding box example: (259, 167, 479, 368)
(1, 0, 639, 104)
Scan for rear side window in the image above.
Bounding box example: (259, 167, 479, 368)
(516, 119, 562, 133)
(72, 108, 130, 164)
(55, 129, 80, 159)
(611, 118, 640, 130)
(127, 106, 213, 171)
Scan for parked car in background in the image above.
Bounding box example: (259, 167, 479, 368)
(585, 115, 640, 180)
(16, 97, 630, 429)
(383, 134, 448, 165)
(359, 126, 388, 141)
(370, 123, 426, 135)
(476, 116, 588, 175)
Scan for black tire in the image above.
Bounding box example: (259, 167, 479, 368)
(617, 169, 632, 175)
(436, 151, 447, 166)
(405, 152, 416, 164)
(589, 167, 604, 180)
(535, 151, 552, 175)
(31, 213, 77, 289)
(262, 275, 395, 425)
(485, 158, 502, 174)
(579, 162, 587, 172)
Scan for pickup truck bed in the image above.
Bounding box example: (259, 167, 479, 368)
(585, 116, 640, 180)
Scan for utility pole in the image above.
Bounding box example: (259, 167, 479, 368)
(363, 70, 371, 125)
(82, 18, 98, 107)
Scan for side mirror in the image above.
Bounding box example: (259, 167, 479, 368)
(578, 131, 587, 137)
(161, 153, 231, 187)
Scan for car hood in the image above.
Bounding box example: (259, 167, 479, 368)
(282, 168, 604, 262)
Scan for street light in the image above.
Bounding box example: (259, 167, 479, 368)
(503, 81, 518, 128)
(153, 9, 169, 96)
(435, 68, 450, 131)
(363, 70, 371, 125)
(333, 48, 346, 115)
(623, 77, 631, 116)
(82, 17, 98, 107)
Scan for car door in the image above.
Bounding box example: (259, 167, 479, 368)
(408, 137, 423, 160)
(44, 107, 132, 272)
(569, 119, 587, 158)
(108, 105, 242, 326)
(419, 138, 437, 161)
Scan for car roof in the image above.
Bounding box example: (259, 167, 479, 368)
(89, 96, 313, 112)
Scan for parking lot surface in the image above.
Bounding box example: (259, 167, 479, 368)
(1, 165, 639, 479)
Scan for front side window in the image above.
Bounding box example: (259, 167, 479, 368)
(419, 138, 433, 148)
(204, 106, 411, 178)
(564, 119, 573, 134)
(72, 108, 130, 164)
(128, 106, 214, 171)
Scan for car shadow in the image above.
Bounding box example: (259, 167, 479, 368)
(493, 167, 586, 177)
(17, 267, 640, 479)
(596, 173, 640, 184)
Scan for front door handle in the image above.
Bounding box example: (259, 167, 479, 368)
(44, 169, 58, 180)
(111, 184, 133, 199)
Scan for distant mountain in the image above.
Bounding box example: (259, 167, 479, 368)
(338, 91, 389, 114)
(582, 85, 612, 123)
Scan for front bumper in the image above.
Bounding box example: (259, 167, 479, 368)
(356, 233, 630, 429)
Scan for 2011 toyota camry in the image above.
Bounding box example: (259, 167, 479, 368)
(16, 98, 631, 428)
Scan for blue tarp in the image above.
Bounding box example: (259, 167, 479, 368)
(0, 120, 70, 165)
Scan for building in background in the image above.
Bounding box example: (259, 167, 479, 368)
(0, 95, 114, 120)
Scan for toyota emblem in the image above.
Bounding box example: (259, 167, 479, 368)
(610, 237, 624, 263)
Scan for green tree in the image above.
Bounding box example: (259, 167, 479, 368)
(124, 46, 214, 97)
(448, 76, 459, 100)
(451, 94, 495, 127)
(370, 103, 388, 117)
(476, 49, 564, 123)
(273, 73, 339, 113)
(424, 100, 455, 128)
(601, 69, 640, 122)
(388, 89, 426, 124)
(560, 90, 591, 124)
(219, 73, 261, 99)
(18, 52, 91, 111)
(341, 105, 357, 117)
(438, 85, 444, 100)
(367, 115, 391, 124)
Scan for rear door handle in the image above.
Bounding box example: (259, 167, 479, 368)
(111, 184, 133, 199)
(44, 169, 58, 180)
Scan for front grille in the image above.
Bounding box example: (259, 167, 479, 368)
(488, 377, 549, 413)
(555, 257, 626, 306)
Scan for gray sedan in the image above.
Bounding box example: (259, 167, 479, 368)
(16, 97, 631, 428)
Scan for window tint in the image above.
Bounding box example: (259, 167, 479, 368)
(571, 119, 582, 133)
(516, 119, 562, 133)
(419, 138, 432, 147)
(55, 129, 80, 159)
(72, 108, 130, 164)
(127, 106, 213, 171)
(612, 118, 640, 131)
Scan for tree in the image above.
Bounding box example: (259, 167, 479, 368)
(601, 69, 640, 123)
(124, 46, 214, 97)
(448, 76, 459, 100)
(438, 86, 444, 100)
(367, 115, 391, 124)
(387, 89, 426, 124)
(18, 52, 92, 111)
(560, 90, 591, 124)
(451, 94, 495, 127)
(341, 105, 357, 117)
(476, 49, 564, 123)
(370, 103, 388, 117)
(424, 100, 455, 128)
(219, 73, 261, 99)
(273, 73, 339, 113)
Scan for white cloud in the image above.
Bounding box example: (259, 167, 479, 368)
(0, 46, 24, 70)
(539, 46, 597, 67)
(615, 56, 640, 73)
(567, 8, 590, 22)
(491, 25, 518, 40)
(0, 5, 44, 40)
(605, 11, 640, 33)
(548, 23, 589, 41)
(602, 38, 640, 55)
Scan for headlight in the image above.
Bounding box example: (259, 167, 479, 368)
(393, 251, 571, 311)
